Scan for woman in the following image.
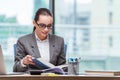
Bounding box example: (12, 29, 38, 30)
(13, 8, 66, 72)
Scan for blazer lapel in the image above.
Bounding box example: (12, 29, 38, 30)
(30, 32, 41, 58)
(49, 34, 55, 61)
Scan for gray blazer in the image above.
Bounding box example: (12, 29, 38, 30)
(13, 32, 66, 72)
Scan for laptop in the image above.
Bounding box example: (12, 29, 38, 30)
(0, 45, 24, 75)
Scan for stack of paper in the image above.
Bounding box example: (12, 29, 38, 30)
(85, 70, 120, 76)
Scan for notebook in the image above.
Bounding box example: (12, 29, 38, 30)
(0, 45, 24, 75)
(31, 58, 68, 74)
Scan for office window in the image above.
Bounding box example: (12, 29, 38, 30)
(0, 0, 49, 72)
(109, 36, 113, 47)
(55, 0, 120, 72)
(109, 12, 113, 24)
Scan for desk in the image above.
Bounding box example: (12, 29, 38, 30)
(0, 74, 120, 80)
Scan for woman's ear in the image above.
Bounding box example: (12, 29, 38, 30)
(33, 20, 37, 27)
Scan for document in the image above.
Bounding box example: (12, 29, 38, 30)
(32, 58, 55, 69)
(32, 58, 68, 74)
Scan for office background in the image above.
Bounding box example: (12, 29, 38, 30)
(0, 0, 120, 72)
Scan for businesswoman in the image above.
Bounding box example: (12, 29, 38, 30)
(13, 8, 66, 72)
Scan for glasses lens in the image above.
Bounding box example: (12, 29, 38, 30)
(38, 23, 46, 29)
(47, 24, 52, 29)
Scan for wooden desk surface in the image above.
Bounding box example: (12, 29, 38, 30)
(0, 74, 120, 80)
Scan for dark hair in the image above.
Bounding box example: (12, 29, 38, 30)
(33, 8, 53, 32)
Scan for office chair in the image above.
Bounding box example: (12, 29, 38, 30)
(64, 44, 67, 54)
(13, 44, 17, 57)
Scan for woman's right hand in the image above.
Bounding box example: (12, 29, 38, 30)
(23, 55, 35, 65)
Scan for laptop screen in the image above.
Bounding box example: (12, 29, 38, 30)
(0, 45, 7, 74)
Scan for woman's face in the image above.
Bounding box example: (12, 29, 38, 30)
(34, 15, 53, 40)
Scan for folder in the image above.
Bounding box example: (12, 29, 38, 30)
(85, 70, 120, 76)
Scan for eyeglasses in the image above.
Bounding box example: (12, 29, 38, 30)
(37, 23, 52, 29)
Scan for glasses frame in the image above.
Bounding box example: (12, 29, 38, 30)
(37, 23, 52, 29)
